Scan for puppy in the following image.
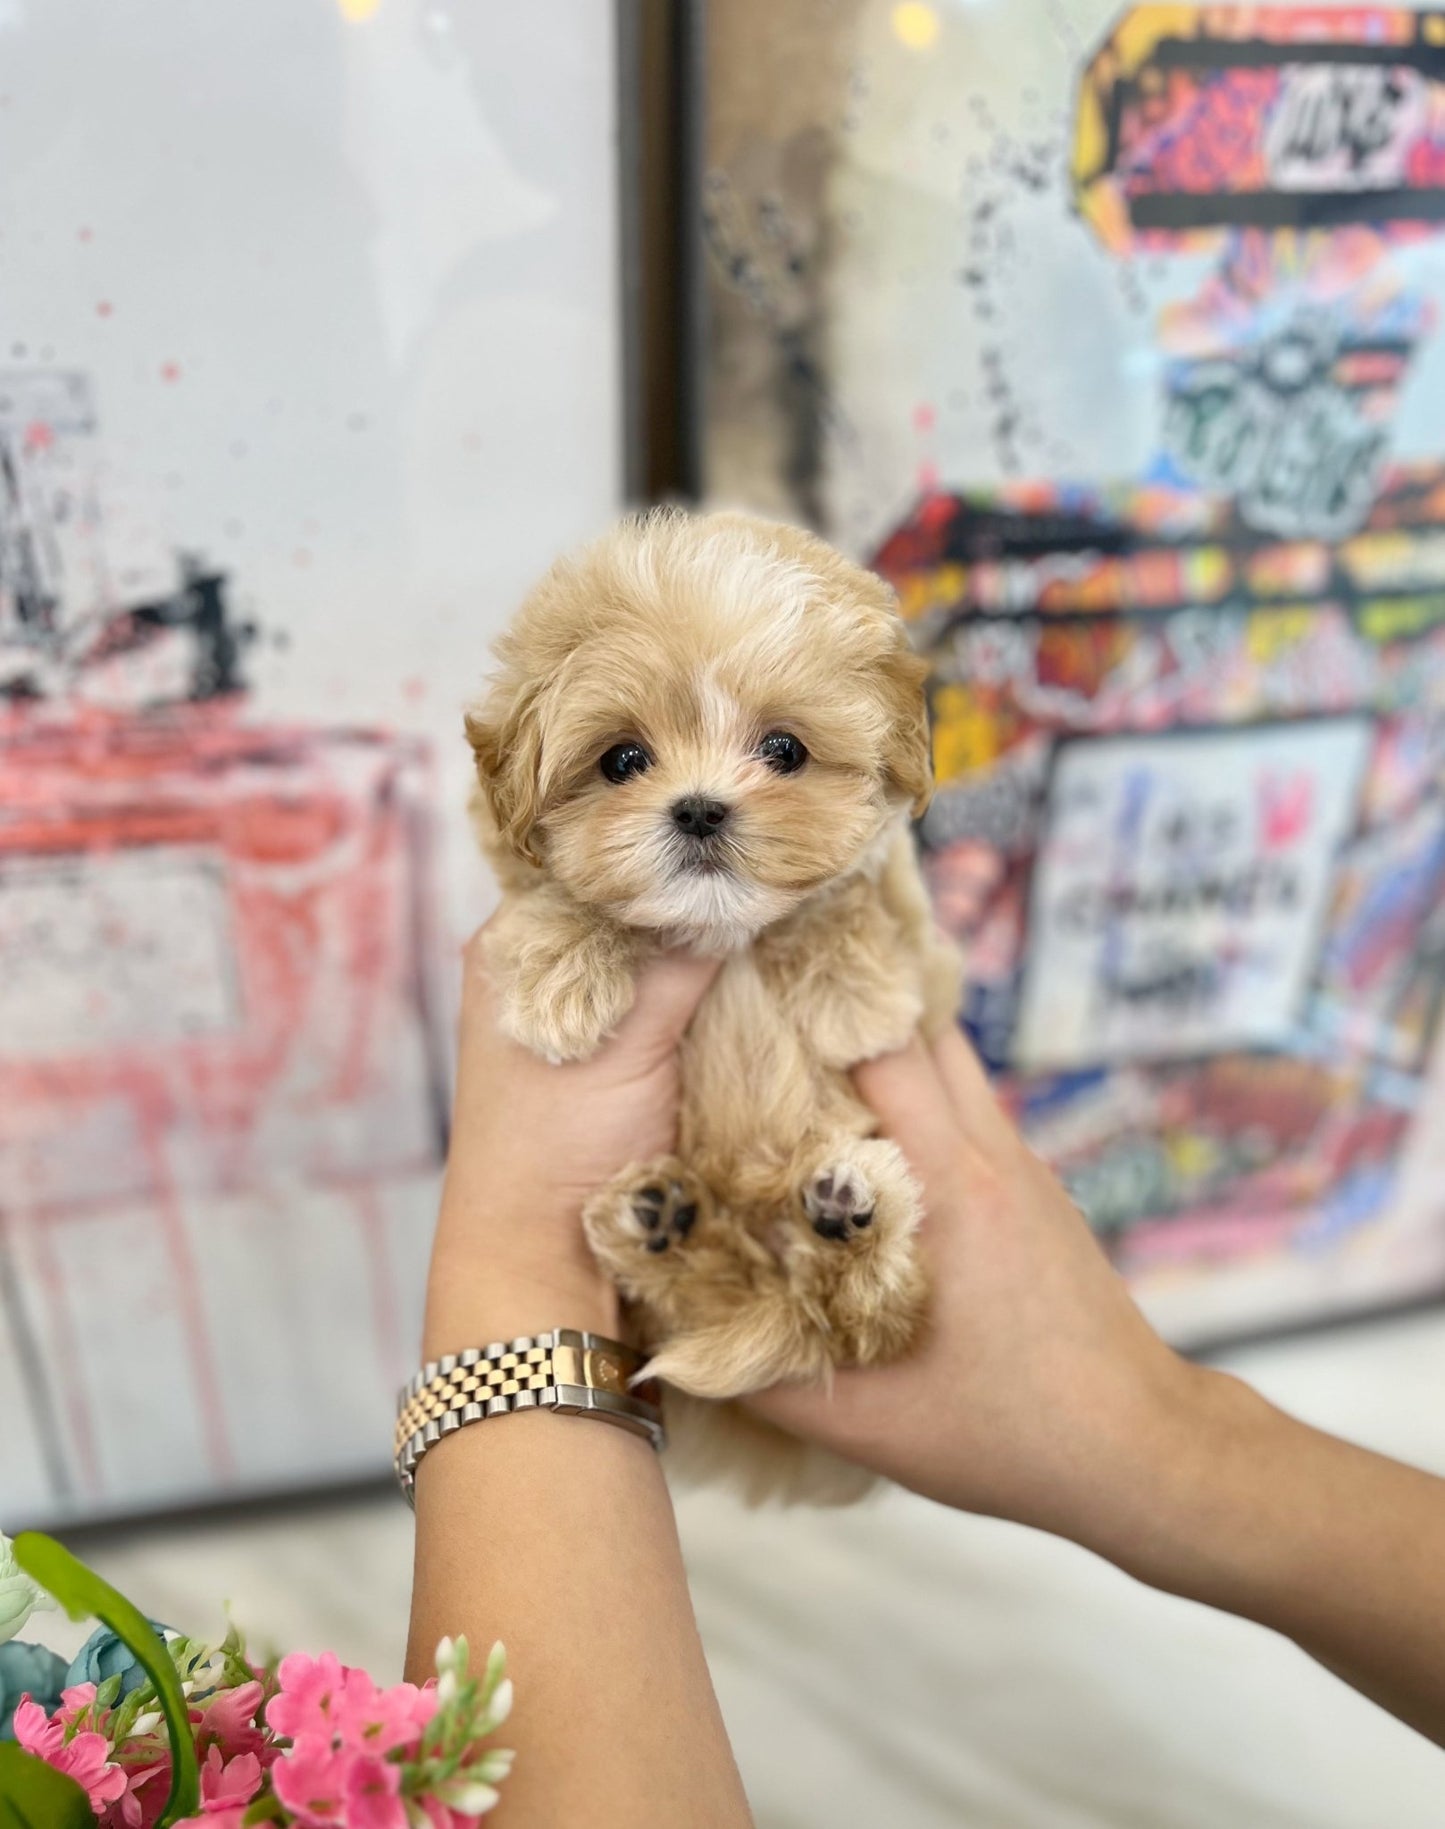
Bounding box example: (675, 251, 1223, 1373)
(467, 508, 963, 1500)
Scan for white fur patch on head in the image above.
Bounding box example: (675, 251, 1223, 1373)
(693, 667, 744, 749)
(605, 515, 819, 681)
(612, 526, 660, 606)
(692, 532, 813, 631)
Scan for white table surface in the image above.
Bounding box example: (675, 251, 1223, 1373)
(24, 1306, 1445, 1828)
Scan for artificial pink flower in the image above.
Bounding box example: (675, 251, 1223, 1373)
(194, 1679, 268, 1761)
(338, 1672, 437, 1756)
(166, 1754, 262, 1829)
(11, 1696, 60, 1753)
(266, 1653, 434, 1760)
(343, 1752, 407, 1829)
(56, 1682, 99, 1726)
(107, 1757, 171, 1829)
(265, 1652, 347, 1742)
(270, 1734, 354, 1825)
(200, 1745, 263, 1810)
(113, 1742, 262, 1829)
(13, 1694, 128, 1812)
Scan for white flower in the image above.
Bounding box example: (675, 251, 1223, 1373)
(480, 1677, 513, 1730)
(0, 1533, 53, 1646)
(438, 1777, 501, 1815)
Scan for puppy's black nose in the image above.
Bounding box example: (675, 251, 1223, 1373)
(672, 795, 730, 839)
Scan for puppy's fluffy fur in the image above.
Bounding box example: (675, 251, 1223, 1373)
(467, 509, 962, 1500)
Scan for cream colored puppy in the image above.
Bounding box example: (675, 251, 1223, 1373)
(468, 508, 962, 1499)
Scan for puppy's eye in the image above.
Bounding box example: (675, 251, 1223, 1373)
(759, 730, 808, 775)
(599, 742, 652, 784)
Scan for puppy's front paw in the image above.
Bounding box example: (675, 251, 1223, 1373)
(500, 940, 635, 1062)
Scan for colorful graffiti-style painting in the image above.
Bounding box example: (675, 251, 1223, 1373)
(879, 474, 1445, 1304)
(1072, 7, 1445, 244)
(702, 0, 1445, 1344)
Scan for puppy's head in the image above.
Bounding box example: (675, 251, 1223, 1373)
(467, 509, 931, 946)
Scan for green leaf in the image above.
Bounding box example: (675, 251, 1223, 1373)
(0, 1744, 93, 1829)
(240, 1794, 288, 1825)
(11, 1535, 199, 1826)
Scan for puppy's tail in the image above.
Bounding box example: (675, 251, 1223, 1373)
(639, 1300, 822, 1404)
(662, 1390, 877, 1507)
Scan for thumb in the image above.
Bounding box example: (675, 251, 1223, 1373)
(747, 1364, 869, 1444)
(612, 949, 723, 1056)
(852, 1036, 962, 1188)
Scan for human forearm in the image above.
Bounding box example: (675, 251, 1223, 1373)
(405, 1260, 752, 1827)
(1093, 1364, 1445, 1747)
(752, 1030, 1445, 1751)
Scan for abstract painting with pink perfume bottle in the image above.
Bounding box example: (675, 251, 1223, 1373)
(0, 0, 624, 1524)
(0, 369, 450, 1521)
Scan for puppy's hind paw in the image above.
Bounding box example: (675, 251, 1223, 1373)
(784, 1137, 927, 1367)
(584, 1162, 712, 1292)
(804, 1161, 877, 1241)
(628, 1177, 701, 1255)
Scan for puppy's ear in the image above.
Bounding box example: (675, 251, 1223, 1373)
(465, 679, 548, 866)
(878, 634, 934, 817)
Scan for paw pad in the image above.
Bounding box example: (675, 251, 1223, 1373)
(805, 1164, 876, 1241)
(630, 1181, 699, 1252)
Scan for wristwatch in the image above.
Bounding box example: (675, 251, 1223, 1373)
(393, 1328, 665, 1505)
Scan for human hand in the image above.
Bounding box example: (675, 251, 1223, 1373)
(425, 925, 719, 1355)
(751, 1023, 1205, 1557)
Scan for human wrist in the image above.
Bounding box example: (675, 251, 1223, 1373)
(1080, 1360, 1282, 1601)
(423, 1231, 620, 1360)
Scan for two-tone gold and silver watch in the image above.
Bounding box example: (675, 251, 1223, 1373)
(393, 1328, 664, 1505)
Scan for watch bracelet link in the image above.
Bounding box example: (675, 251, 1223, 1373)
(393, 1327, 665, 1505)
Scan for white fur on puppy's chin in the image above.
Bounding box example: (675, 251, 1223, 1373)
(616, 868, 797, 954)
(606, 807, 908, 953)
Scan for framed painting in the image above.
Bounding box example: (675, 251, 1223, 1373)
(697, 0, 1445, 1347)
(0, 0, 629, 1524)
